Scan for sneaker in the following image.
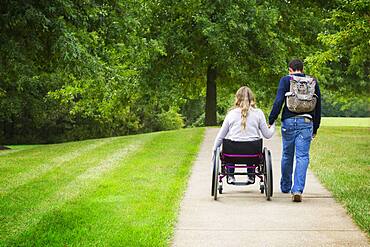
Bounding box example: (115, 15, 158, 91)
(292, 192, 302, 202)
(228, 176, 236, 183)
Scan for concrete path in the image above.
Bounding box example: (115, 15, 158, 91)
(172, 128, 369, 247)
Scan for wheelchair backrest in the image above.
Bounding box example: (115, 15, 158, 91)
(221, 139, 263, 164)
(222, 138, 262, 155)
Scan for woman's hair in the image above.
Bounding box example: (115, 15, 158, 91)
(233, 86, 256, 129)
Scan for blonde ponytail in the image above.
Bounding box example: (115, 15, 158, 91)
(240, 99, 249, 129)
(234, 86, 256, 129)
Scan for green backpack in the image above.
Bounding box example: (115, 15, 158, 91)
(285, 75, 317, 113)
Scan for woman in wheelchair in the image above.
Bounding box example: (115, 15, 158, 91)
(213, 86, 275, 184)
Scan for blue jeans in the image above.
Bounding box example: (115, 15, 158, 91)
(280, 117, 313, 193)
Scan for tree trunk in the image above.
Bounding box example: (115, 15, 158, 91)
(205, 65, 217, 126)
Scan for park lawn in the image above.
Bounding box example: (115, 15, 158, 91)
(310, 126, 370, 236)
(320, 117, 370, 127)
(0, 128, 205, 246)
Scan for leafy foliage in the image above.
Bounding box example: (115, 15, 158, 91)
(0, 1, 367, 144)
(306, 0, 370, 93)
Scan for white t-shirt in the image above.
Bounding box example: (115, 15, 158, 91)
(213, 107, 275, 151)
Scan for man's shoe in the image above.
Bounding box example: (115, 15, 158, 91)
(292, 192, 302, 202)
(228, 176, 236, 184)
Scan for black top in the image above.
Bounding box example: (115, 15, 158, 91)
(268, 73, 321, 134)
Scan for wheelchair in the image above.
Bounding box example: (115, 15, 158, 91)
(211, 138, 273, 201)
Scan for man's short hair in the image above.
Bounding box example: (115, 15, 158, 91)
(289, 59, 304, 71)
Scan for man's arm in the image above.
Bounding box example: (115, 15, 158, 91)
(313, 82, 321, 135)
(269, 77, 286, 125)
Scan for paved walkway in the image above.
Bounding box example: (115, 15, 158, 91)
(172, 128, 369, 247)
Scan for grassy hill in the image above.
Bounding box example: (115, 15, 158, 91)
(0, 128, 205, 246)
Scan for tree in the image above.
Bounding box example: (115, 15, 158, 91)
(142, 0, 288, 125)
(0, 0, 151, 143)
(306, 0, 370, 94)
(1, 1, 366, 144)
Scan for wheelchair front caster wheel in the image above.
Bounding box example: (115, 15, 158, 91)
(260, 184, 265, 194)
(218, 185, 223, 194)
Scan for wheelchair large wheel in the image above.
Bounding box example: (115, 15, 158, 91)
(211, 150, 216, 196)
(263, 148, 273, 201)
(211, 148, 220, 200)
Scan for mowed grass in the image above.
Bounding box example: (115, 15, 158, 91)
(310, 126, 370, 236)
(321, 117, 370, 127)
(0, 128, 205, 246)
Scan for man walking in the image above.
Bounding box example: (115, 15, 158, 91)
(269, 59, 321, 202)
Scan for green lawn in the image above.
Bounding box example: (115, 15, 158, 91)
(0, 128, 205, 246)
(321, 117, 370, 127)
(310, 126, 370, 236)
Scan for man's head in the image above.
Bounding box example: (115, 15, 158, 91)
(288, 59, 304, 74)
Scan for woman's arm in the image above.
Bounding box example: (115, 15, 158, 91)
(212, 114, 230, 151)
(258, 109, 275, 139)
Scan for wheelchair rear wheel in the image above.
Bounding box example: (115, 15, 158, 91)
(211, 151, 216, 196)
(212, 148, 220, 200)
(263, 148, 273, 200)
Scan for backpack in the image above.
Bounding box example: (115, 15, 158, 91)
(285, 75, 317, 113)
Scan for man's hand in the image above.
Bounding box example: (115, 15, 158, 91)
(312, 133, 316, 139)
